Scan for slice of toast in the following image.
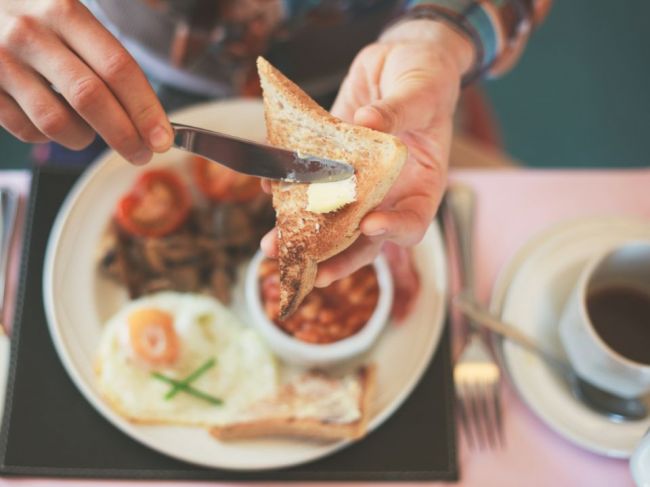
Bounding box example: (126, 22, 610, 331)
(257, 57, 407, 318)
(211, 365, 375, 441)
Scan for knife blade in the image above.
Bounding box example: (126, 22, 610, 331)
(171, 122, 354, 183)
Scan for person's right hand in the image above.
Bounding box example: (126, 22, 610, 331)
(0, 0, 172, 164)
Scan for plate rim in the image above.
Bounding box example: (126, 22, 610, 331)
(489, 215, 650, 458)
(42, 98, 449, 471)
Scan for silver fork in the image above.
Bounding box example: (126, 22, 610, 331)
(446, 184, 504, 450)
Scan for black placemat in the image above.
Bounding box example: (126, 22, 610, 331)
(0, 165, 457, 481)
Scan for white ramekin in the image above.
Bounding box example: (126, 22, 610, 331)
(245, 251, 393, 368)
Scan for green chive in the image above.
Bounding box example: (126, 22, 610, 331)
(151, 371, 223, 406)
(165, 358, 216, 400)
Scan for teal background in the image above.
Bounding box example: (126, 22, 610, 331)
(485, 1, 650, 168)
(1, 0, 649, 169)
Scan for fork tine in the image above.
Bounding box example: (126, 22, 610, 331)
(492, 381, 505, 447)
(467, 382, 487, 450)
(456, 388, 476, 450)
(476, 382, 497, 449)
(453, 334, 504, 450)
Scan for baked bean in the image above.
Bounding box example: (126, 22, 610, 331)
(298, 300, 319, 320)
(259, 258, 276, 279)
(258, 259, 379, 344)
(348, 289, 366, 305)
(317, 309, 336, 324)
(336, 275, 354, 293)
(261, 274, 280, 300)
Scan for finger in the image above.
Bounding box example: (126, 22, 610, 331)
(0, 90, 48, 143)
(315, 236, 383, 288)
(331, 43, 389, 122)
(15, 31, 152, 164)
(330, 74, 358, 123)
(260, 228, 278, 258)
(361, 203, 432, 247)
(353, 52, 441, 134)
(0, 51, 94, 149)
(354, 81, 432, 135)
(260, 178, 272, 194)
(50, 3, 172, 152)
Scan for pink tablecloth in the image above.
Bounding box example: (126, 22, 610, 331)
(1, 167, 649, 487)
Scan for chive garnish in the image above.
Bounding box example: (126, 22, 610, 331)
(151, 357, 223, 406)
(151, 373, 223, 405)
(165, 358, 216, 399)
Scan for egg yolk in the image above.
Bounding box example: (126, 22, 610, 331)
(128, 309, 179, 366)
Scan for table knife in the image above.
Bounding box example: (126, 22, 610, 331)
(171, 122, 354, 183)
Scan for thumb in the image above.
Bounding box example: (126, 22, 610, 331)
(353, 71, 436, 134)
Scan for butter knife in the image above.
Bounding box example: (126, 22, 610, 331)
(171, 122, 354, 183)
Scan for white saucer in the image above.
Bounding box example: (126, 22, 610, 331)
(490, 217, 650, 458)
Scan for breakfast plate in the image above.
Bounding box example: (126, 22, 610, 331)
(43, 99, 448, 470)
(490, 216, 650, 458)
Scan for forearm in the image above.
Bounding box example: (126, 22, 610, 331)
(393, 0, 552, 83)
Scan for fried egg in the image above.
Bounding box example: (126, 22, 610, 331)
(95, 292, 279, 426)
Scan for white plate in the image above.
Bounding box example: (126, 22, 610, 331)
(490, 216, 650, 458)
(42, 99, 448, 470)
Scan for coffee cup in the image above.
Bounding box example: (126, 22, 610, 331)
(559, 241, 650, 399)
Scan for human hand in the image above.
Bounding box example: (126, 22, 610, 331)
(0, 0, 172, 164)
(262, 19, 474, 286)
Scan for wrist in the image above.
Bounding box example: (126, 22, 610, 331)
(380, 19, 476, 78)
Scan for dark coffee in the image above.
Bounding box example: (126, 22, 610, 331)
(587, 285, 650, 365)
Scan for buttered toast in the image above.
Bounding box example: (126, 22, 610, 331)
(257, 57, 407, 318)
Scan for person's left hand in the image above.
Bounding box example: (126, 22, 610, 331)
(262, 19, 475, 287)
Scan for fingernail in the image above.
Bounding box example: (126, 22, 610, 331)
(130, 148, 152, 165)
(260, 233, 272, 250)
(149, 125, 171, 151)
(364, 227, 386, 237)
(314, 274, 331, 288)
(260, 231, 278, 257)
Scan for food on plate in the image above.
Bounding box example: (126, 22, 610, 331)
(95, 292, 278, 426)
(99, 166, 275, 303)
(115, 169, 191, 238)
(127, 308, 180, 365)
(257, 56, 408, 319)
(95, 292, 375, 440)
(259, 258, 379, 344)
(211, 366, 375, 441)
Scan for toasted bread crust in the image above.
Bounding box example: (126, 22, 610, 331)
(210, 365, 375, 441)
(257, 57, 407, 318)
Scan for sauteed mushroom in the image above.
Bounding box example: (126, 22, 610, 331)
(99, 176, 275, 305)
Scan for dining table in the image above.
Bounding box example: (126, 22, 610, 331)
(0, 161, 648, 487)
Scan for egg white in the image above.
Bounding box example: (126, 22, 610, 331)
(95, 292, 279, 426)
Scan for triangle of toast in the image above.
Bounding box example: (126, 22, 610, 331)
(257, 57, 407, 318)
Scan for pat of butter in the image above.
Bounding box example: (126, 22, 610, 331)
(306, 176, 357, 213)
